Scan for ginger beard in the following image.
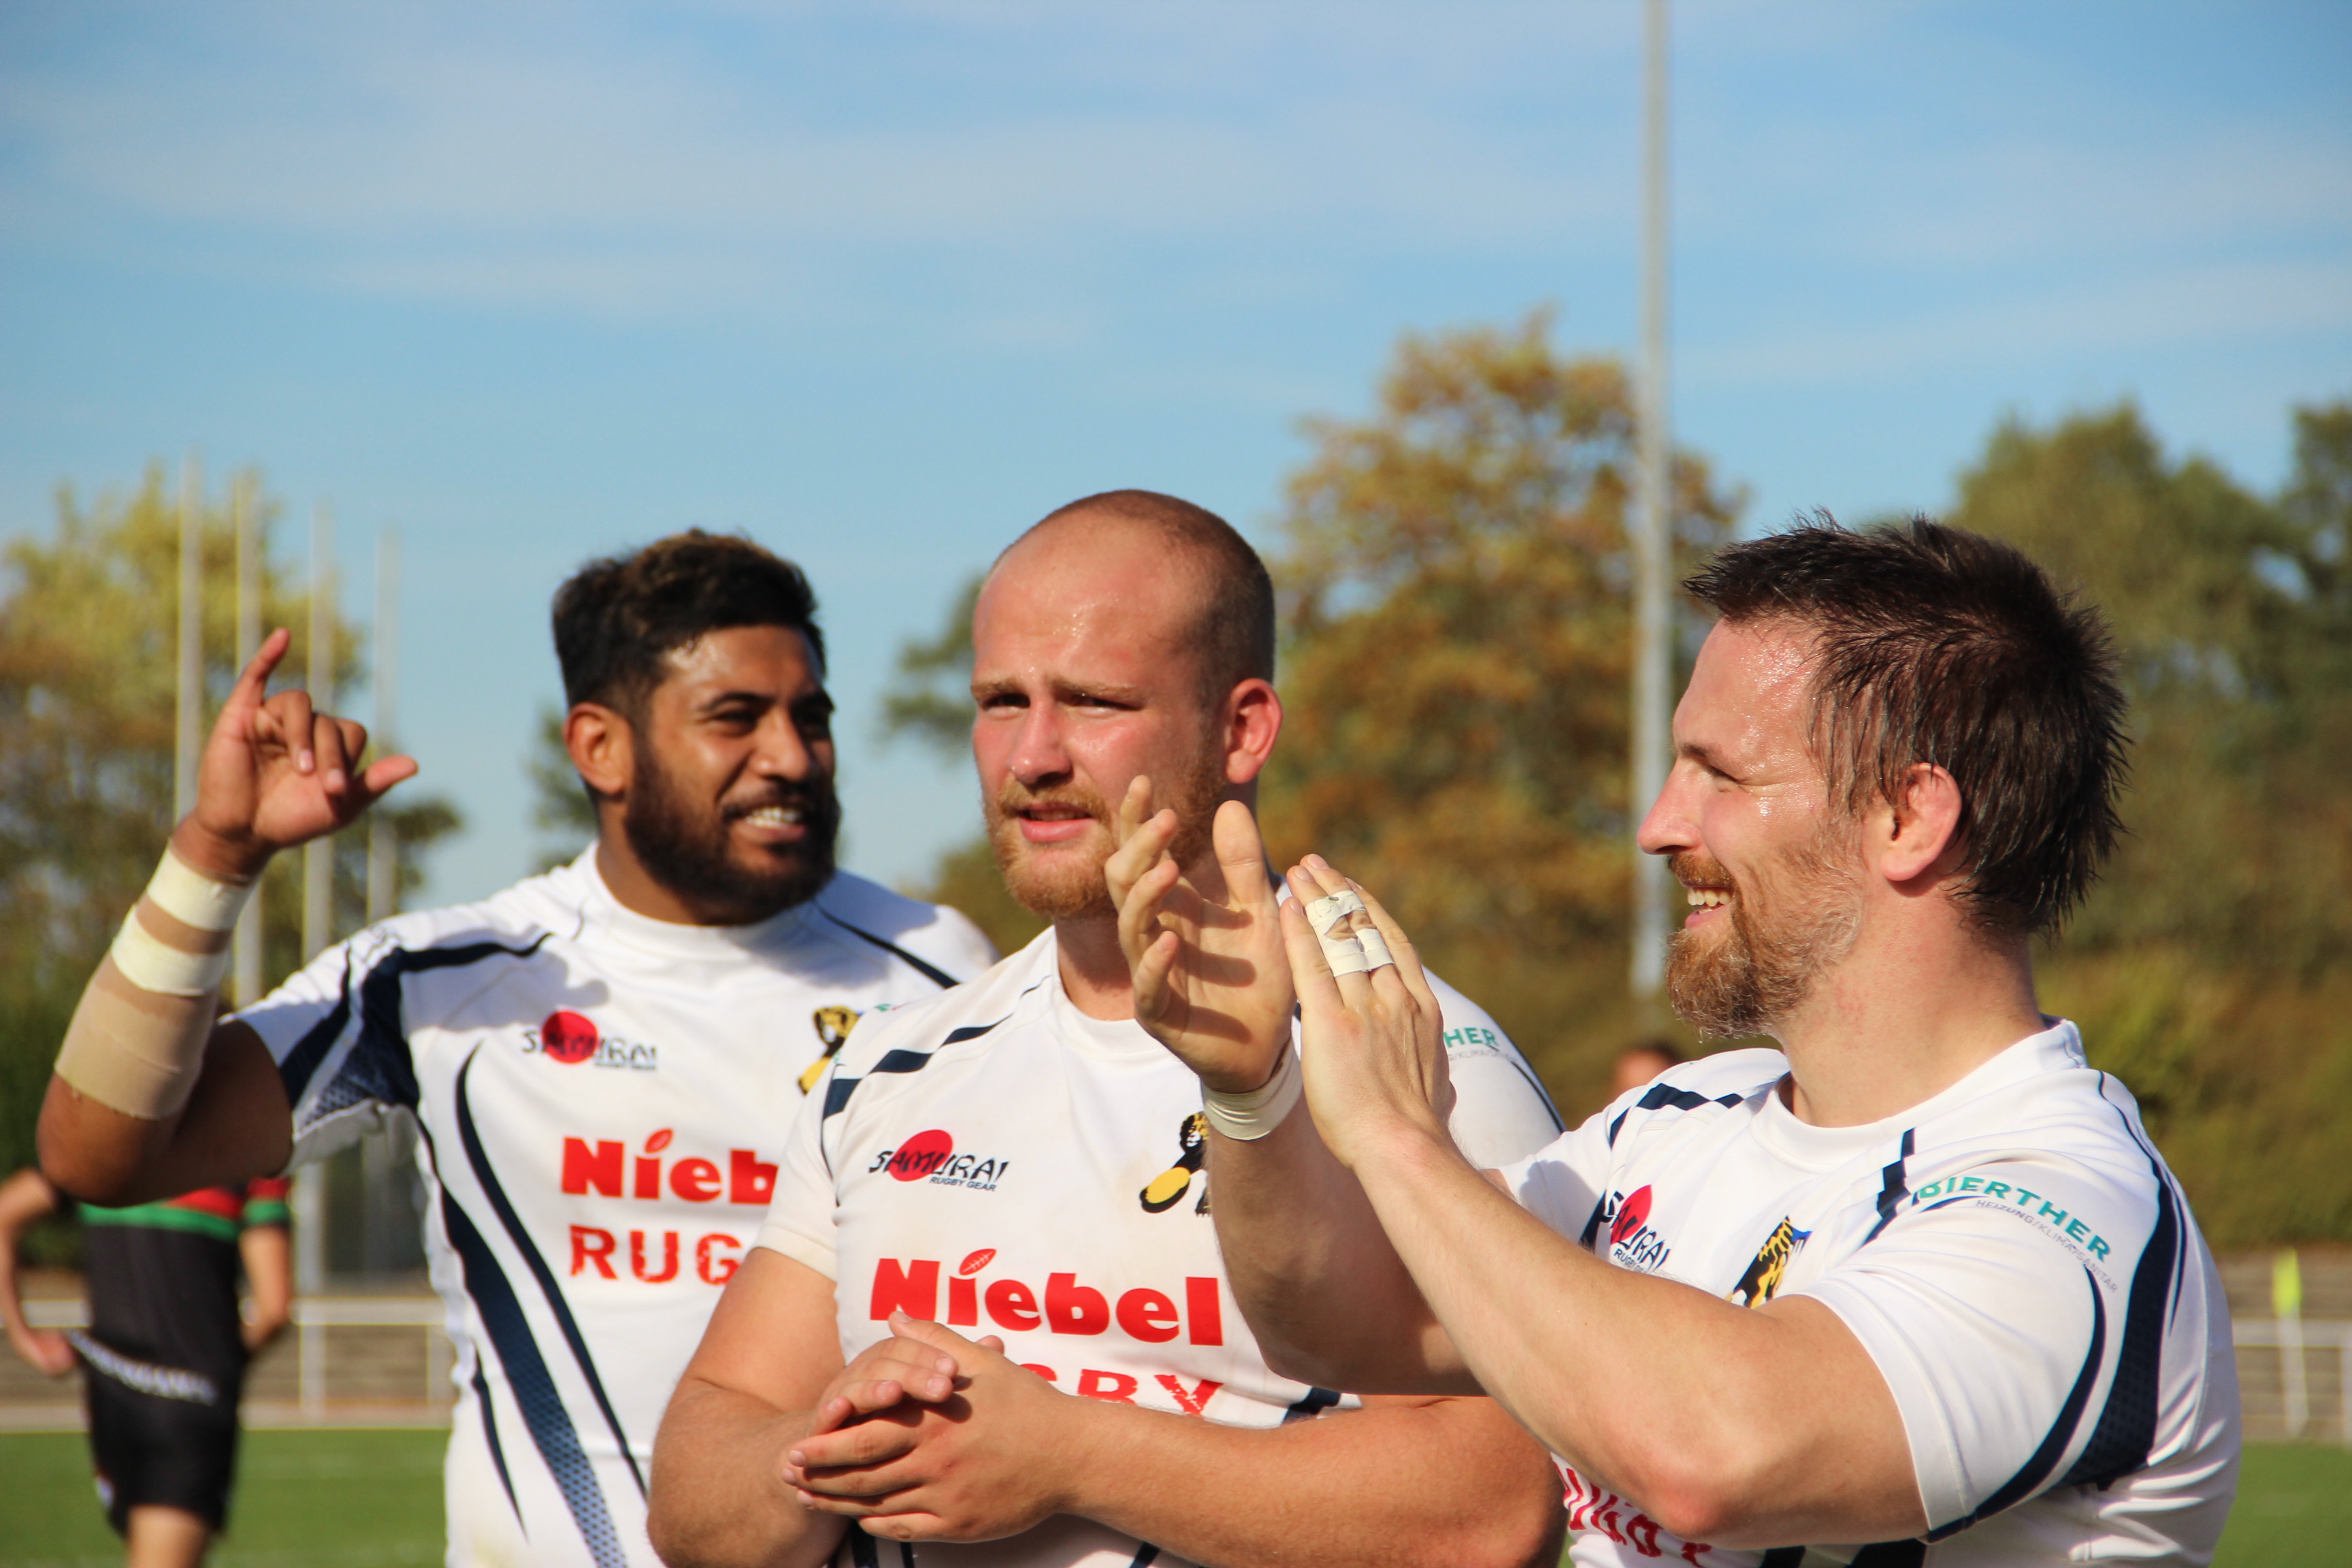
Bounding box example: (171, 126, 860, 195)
(624, 745, 841, 925)
(1665, 823, 1863, 1039)
(985, 736, 1230, 921)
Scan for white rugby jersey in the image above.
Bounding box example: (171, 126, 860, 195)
(237, 849, 996, 1568)
(755, 928, 1565, 1568)
(1501, 1021, 2239, 1568)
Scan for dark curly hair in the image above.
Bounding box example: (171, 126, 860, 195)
(551, 530, 824, 720)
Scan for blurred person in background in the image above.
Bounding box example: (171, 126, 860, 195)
(34, 532, 995, 1567)
(649, 491, 1567, 1568)
(1, 1164, 291, 1567)
(1609, 1038, 1684, 1100)
(1115, 519, 2239, 1565)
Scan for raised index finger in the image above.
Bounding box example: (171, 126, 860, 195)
(223, 628, 293, 717)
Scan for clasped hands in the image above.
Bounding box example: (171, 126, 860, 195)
(1101, 778, 1458, 1167)
(781, 1310, 1082, 1541)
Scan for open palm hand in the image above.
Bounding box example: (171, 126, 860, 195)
(1106, 781, 1294, 1094)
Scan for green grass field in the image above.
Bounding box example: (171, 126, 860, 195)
(0, 1430, 2342, 1565)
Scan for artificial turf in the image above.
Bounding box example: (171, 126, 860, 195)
(0, 1430, 2342, 1564)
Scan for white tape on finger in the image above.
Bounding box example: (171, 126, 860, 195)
(1306, 891, 1365, 935)
(1307, 889, 1371, 974)
(1354, 925, 1394, 971)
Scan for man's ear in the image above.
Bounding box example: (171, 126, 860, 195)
(1872, 762, 1965, 887)
(566, 703, 634, 803)
(1220, 679, 1284, 787)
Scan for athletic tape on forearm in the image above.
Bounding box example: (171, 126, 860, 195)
(52, 847, 252, 1120)
(1200, 1048, 1304, 1141)
(105, 847, 249, 996)
(1305, 890, 1370, 975)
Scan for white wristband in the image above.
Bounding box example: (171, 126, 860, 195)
(1200, 1049, 1304, 1141)
(148, 846, 255, 932)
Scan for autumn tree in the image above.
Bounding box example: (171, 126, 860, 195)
(1260, 314, 1740, 1106)
(1946, 401, 2352, 1243)
(0, 465, 459, 1184)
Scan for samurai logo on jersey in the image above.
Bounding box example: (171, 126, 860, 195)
(865, 1130, 1011, 1191)
(1139, 1112, 1210, 1215)
(1603, 1185, 1672, 1273)
(1727, 1215, 1810, 1307)
(523, 1009, 659, 1071)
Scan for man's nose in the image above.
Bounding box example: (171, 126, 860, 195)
(1004, 704, 1073, 788)
(751, 711, 818, 781)
(1635, 761, 1699, 858)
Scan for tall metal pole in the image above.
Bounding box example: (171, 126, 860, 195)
(302, 502, 335, 964)
(174, 457, 203, 821)
(231, 474, 265, 1010)
(366, 526, 399, 926)
(1629, 0, 1673, 999)
(295, 500, 333, 1307)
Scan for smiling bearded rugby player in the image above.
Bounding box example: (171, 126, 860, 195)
(1112, 518, 2240, 1567)
(38, 532, 996, 1567)
(648, 491, 1568, 1568)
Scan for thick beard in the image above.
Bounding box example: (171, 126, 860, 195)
(985, 746, 1229, 921)
(622, 748, 840, 926)
(1665, 830, 1861, 1040)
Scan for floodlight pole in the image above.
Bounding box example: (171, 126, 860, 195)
(302, 503, 336, 965)
(231, 476, 264, 1011)
(367, 527, 400, 926)
(175, 457, 203, 821)
(1630, 0, 1673, 999)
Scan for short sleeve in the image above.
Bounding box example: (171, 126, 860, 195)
(1427, 981, 1566, 1170)
(753, 1059, 845, 1281)
(237, 928, 414, 1170)
(1798, 1158, 2140, 1532)
(1497, 1109, 1618, 1247)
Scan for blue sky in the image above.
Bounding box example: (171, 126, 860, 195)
(3, 1, 2347, 909)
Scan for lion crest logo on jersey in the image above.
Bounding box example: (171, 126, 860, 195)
(1728, 1214, 1810, 1307)
(1140, 1112, 1210, 1215)
(797, 1004, 862, 1094)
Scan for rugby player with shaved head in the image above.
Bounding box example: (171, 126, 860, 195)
(649, 491, 1568, 1568)
(37, 532, 996, 1567)
(1115, 519, 2240, 1566)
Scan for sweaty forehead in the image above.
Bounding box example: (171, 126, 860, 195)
(975, 516, 1205, 666)
(1680, 618, 1818, 768)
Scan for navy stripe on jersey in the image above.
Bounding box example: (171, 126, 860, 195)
(442, 1186, 623, 1568)
(849, 1529, 881, 1568)
(1759, 1550, 1802, 1567)
(1862, 1128, 1918, 1245)
(2055, 1105, 2184, 1492)
(454, 1050, 645, 1501)
(1501, 1056, 1567, 1134)
(1849, 1541, 1926, 1566)
(1928, 1267, 2108, 1541)
(278, 935, 549, 1117)
(472, 1366, 524, 1533)
(1609, 1080, 1744, 1146)
(823, 980, 1047, 1122)
(1281, 1386, 1342, 1423)
(1129, 1546, 1162, 1567)
(821, 910, 963, 990)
